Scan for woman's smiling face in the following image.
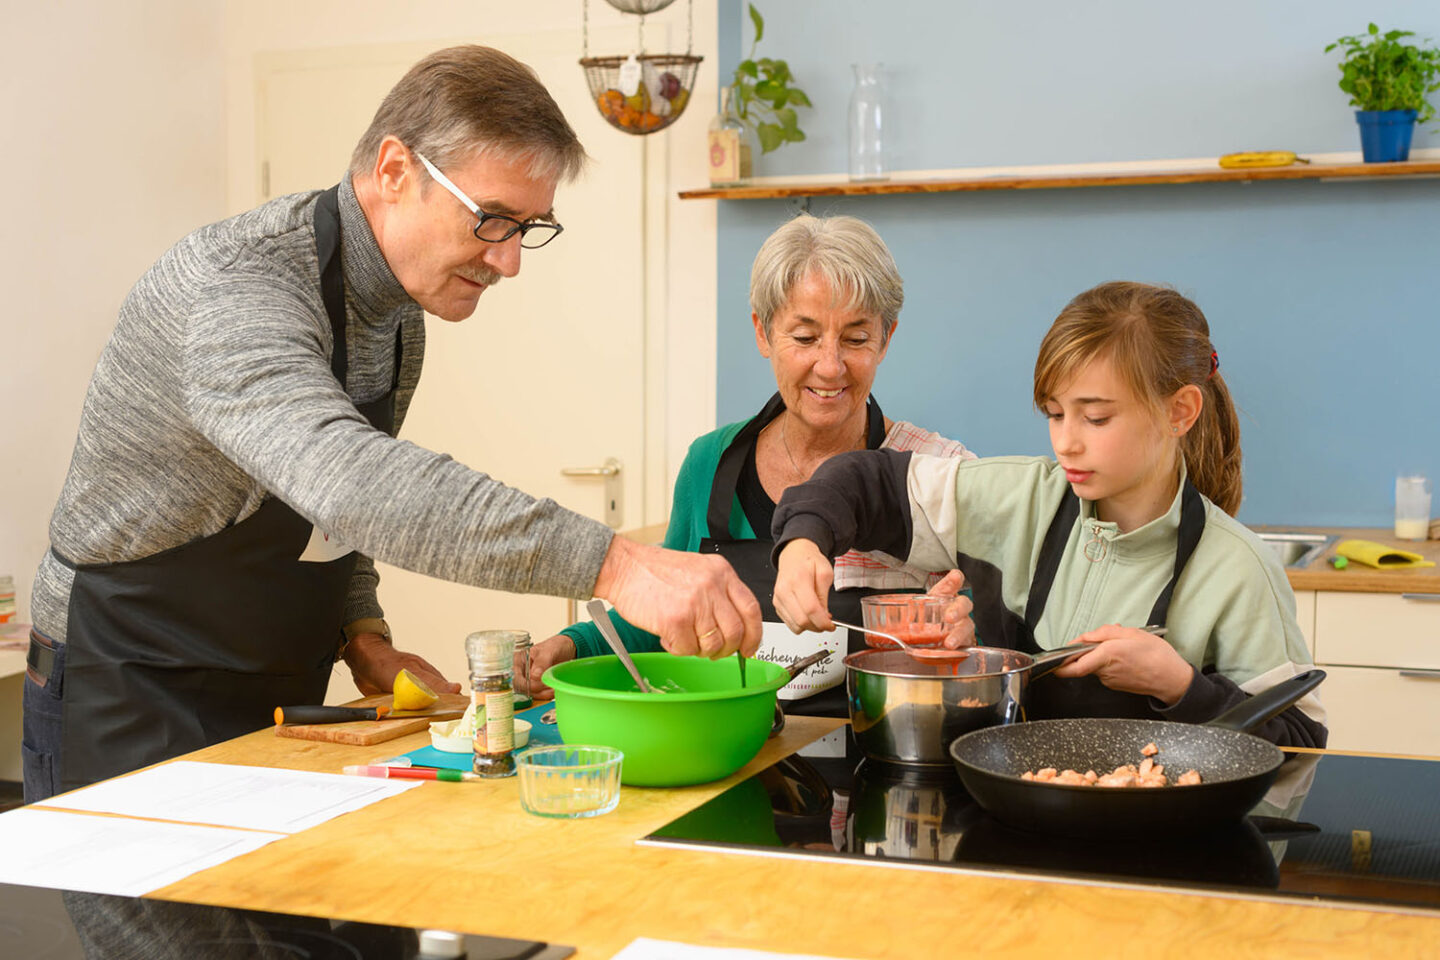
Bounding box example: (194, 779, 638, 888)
(754, 272, 891, 435)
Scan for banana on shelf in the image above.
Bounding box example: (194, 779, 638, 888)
(1218, 151, 1310, 169)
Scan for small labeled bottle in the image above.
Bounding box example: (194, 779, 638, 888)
(465, 631, 521, 778)
(708, 87, 755, 186)
(0, 576, 15, 624)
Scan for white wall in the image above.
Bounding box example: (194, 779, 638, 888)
(1, 0, 229, 620)
(222, 0, 719, 527)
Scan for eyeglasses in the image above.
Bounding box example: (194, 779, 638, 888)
(415, 152, 563, 249)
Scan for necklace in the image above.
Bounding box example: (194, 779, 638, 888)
(779, 412, 868, 481)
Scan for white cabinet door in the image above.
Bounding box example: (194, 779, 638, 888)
(257, 33, 650, 698)
(1312, 665, 1440, 757)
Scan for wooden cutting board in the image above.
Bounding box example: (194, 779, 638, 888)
(274, 693, 470, 746)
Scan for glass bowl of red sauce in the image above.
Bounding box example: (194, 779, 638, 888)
(859, 594, 953, 649)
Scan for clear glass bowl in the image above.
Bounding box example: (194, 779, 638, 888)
(516, 745, 624, 818)
(859, 594, 952, 648)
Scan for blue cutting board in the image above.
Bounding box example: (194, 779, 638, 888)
(397, 701, 562, 771)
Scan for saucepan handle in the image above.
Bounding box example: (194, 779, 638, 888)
(1204, 668, 1326, 734)
(1025, 641, 1103, 679)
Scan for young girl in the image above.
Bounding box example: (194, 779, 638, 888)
(771, 281, 1326, 747)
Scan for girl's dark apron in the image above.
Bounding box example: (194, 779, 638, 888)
(1014, 480, 1207, 720)
(699, 392, 907, 718)
(54, 185, 400, 791)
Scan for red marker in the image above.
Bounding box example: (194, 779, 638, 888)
(343, 764, 479, 782)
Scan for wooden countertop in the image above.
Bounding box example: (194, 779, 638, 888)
(1253, 526, 1440, 594)
(57, 717, 1434, 958)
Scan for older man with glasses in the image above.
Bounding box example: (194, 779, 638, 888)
(22, 44, 761, 803)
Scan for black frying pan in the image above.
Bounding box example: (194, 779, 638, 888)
(948, 669, 1325, 837)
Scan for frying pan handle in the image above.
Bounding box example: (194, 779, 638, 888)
(1026, 641, 1103, 679)
(1204, 668, 1326, 734)
(785, 649, 834, 681)
(769, 650, 833, 737)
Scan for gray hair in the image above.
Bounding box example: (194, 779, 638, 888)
(349, 45, 588, 184)
(749, 213, 904, 344)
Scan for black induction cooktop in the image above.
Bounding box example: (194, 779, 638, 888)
(1, 883, 573, 960)
(642, 733, 1440, 914)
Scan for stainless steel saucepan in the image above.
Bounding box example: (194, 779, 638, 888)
(844, 643, 1099, 765)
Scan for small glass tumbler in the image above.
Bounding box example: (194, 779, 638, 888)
(1395, 473, 1432, 541)
(516, 745, 624, 819)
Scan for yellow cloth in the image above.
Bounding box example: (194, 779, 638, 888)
(1334, 539, 1436, 570)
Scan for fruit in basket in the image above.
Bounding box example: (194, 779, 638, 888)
(597, 88, 625, 122)
(669, 88, 690, 116)
(638, 112, 664, 132)
(659, 71, 682, 100)
(624, 86, 650, 116)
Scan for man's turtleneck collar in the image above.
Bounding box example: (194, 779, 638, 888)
(338, 175, 414, 322)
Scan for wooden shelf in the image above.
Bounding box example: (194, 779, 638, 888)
(678, 159, 1440, 200)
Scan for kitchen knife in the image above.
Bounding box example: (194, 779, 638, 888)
(274, 705, 394, 724)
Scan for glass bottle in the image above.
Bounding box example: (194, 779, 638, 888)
(511, 631, 534, 711)
(465, 631, 520, 778)
(708, 86, 755, 186)
(848, 63, 888, 182)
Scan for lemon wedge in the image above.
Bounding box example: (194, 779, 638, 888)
(392, 668, 438, 711)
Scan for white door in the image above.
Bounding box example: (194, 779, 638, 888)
(257, 32, 647, 699)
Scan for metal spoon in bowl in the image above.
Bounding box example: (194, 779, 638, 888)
(586, 599, 665, 694)
(830, 618, 972, 661)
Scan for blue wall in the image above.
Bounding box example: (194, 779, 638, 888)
(715, 1, 1440, 526)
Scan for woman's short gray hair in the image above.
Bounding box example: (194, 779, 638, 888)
(749, 213, 904, 344)
(350, 45, 587, 184)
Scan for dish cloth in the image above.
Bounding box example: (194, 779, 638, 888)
(1335, 539, 1436, 570)
(395, 701, 563, 771)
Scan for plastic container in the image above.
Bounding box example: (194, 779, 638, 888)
(542, 653, 789, 786)
(516, 745, 624, 818)
(1356, 109, 1417, 163)
(860, 594, 952, 648)
(430, 717, 529, 753)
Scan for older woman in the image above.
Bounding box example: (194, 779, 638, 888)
(524, 214, 976, 715)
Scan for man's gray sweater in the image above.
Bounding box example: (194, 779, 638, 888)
(32, 177, 614, 642)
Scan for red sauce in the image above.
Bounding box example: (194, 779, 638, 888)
(864, 623, 948, 648)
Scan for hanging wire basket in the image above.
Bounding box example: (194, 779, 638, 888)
(581, 53, 703, 135)
(602, 0, 679, 13)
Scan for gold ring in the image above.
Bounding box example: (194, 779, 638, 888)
(697, 628, 719, 640)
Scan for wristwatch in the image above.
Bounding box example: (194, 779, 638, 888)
(338, 617, 391, 661)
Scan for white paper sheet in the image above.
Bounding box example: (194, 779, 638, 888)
(39, 760, 420, 833)
(613, 939, 863, 960)
(0, 807, 285, 897)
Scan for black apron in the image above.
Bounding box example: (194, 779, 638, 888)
(1017, 480, 1207, 720)
(700, 392, 908, 718)
(55, 185, 402, 791)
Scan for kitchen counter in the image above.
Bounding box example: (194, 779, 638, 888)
(35, 717, 1438, 958)
(1254, 525, 1440, 594)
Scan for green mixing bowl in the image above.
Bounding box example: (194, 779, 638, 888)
(543, 653, 789, 786)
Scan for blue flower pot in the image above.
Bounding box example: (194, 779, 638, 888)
(1355, 109, 1418, 163)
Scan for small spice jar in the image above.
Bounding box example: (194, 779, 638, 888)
(511, 632, 534, 711)
(465, 630, 523, 779)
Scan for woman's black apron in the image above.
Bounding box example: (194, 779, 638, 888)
(1014, 480, 1207, 720)
(699, 392, 909, 718)
(55, 185, 401, 791)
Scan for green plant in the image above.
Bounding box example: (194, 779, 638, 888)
(1325, 23, 1440, 124)
(730, 3, 812, 154)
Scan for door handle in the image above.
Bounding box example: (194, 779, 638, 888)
(561, 457, 622, 528)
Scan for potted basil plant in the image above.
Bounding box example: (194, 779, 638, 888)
(1325, 23, 1440, 162)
